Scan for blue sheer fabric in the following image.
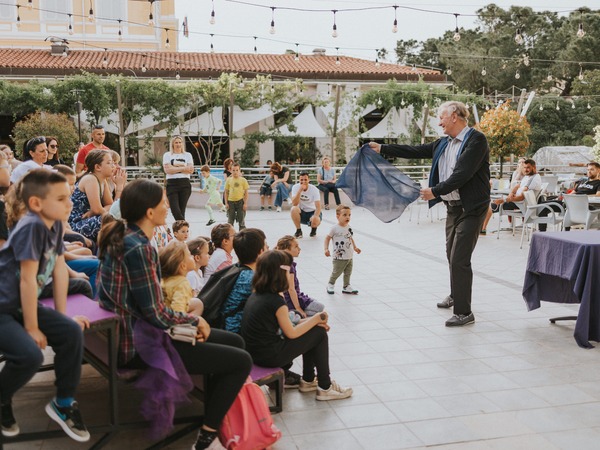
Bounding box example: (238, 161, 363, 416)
(336, 144, 420, 223)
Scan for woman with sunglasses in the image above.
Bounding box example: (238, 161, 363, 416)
(240, 250, 353, 401)
(45, 137, 65, 167)
(9, 136, 51, 184)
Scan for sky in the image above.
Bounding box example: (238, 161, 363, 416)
(174, 1, 600, 63)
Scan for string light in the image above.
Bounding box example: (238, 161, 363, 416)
(16, 6, 20, 28)
(335, 47, 340, 65)
(481, 66, 487, 76)
(572, 102, 576, 109)
(294, 43, 299, 62)
(515, 69, 520, 79)
(165, 28, 170, 48)
(556, 102, 560, 111)
(253, 36, 257, 53)
(118, 19, 123, 41)
(88, 0, 94, 22)
(141, 55, 147, 72)
(68, 14, 74, 35)
(27, 0, 33, 10)
(401, 98, 406, 106)
(375, 49, 380, 67)
(269, 7, 276, 34)
(578, 64, 584, 80)
(588, 103, 592, 110)
(210, 0, 216, 25)
(453, 14, 460, 42)
(539, 104, 544, 111)
(577, 10, 585, 38)
(176, 63, 180, 80)
(102, 48, 108, 67)
(547, 73, 552, 81)
(332, 10, 338, 38)
(392, 5, 398, 33)
(210, 33, 214, 53)
(148, 0, 155, 26)
(522, 54, 530, 66)
(446, 66, 452, 76)
(515, 26, 524, 45)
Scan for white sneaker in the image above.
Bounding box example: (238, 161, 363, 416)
(326, 283, 335, 294)
(342, 285, 358, 294)
(299, 378, 318, 393)
(276, 206, 282, 212)
(286, 198, 292, 205)
(316, 380, 353, 401)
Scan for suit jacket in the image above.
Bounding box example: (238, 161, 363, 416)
(381, 128, 490, 212)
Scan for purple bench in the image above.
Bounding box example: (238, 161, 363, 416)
(250, 365, 284, 414)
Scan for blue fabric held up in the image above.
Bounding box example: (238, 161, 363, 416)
(336, 144, 421, 223)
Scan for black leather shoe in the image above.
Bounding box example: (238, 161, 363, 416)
(437, 295, 454, 308)
(445, 313, 475, 327)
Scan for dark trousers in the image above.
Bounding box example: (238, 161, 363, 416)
(40, 277, 94, 301)
(445, 203, 488, 316)
(317, 183, 341, 206)
(0, 306, 84, 404)
(166, 178, 192, 220)
(227, 199, 246, 230)
(253, 327, 331, 390)
(172, 329, 251, 430)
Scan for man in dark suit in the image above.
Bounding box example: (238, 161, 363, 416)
(369, 101, 490, 326)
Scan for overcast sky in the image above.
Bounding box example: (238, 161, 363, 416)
(174, 1, 600, 62)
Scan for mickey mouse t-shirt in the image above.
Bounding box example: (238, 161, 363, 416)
(327, 224, 354, 260)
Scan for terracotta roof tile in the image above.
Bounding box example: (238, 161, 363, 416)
(0, 48, 445, 82)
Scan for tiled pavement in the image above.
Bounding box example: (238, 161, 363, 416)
(6, 202, 600, 450)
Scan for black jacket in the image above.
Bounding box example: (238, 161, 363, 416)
(381, 128, 490, 212)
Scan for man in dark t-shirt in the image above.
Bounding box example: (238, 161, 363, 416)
(539, 161, 600, 230)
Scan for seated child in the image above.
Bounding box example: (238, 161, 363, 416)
(159, 240, 204, 317)
(0, 169, 91, 442)
(260, 170, 274, 211)
(219, 228, 267, 333)
(186, 237, 213, 297)
(276, 235, 325, 317)
(204, 223, 235, 281)
(172, 220, 189, 242)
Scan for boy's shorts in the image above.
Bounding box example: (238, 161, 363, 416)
(300, 210, 322, 225)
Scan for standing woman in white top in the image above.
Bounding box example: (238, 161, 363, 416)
(316, 157, 341, 210)
(163, 136, 194, 220)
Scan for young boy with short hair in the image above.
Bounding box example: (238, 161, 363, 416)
(0, 169, 91, 442)
(172, 219, 190, 242)
(200, 165, 226, 226)
(224, 163, 249, 231)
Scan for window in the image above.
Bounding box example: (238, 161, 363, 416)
(42, 0, 70, 22)
(96, 0, 126, 21)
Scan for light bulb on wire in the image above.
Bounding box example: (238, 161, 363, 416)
(331, 10, 338, 38)
(88, 0, 94, 22)
(539, 104, 544, 111)
(269, 7, 275, 34)
(27, 0, 33, 10)
(547, 73, 552, 81)
(16, 6, 21, 28)
(118, 20, 123, 40)
(515, 70, 520, 80)
(175, 71, 180, 80)
(392, 6, 398, 33)
(210, 0, 216, 25)
(102, 49, 108, 67)
(577, 11, 585, 38)
(294, 43, 299, 62)
(588, 103, 592, 110)
(68, 14, 74, 35)
(452, 14, 460, 41)
(446, 67, 452, 76)
(556, 102, 560, 111)
(335, 47, 340, 66)
(522, 54, 530, 66)
(148, 0, 155, 26)
(514, 27, 524, 45)
(481, 67, 487, 76)
(578, 65, 584, 81)
(572, 102, 576, 109)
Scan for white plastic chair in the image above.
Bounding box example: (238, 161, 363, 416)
(540, 175, 559, 195)
(520, 190, 565, 249)
(563, 194, 600, 230)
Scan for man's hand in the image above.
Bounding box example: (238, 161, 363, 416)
(368, 142, 381, 153)
(27, 328, 47, 349)
(420, 187, 435, 201)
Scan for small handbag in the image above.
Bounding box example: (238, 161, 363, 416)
(166, 324, 197, 345)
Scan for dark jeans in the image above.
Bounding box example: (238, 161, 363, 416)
(253, 326, 331, 390)
(172, 329, 251, 430)
(40, 277, 94, 300)
(0, 305, 84, 403)
(227, 199, 246, 230)
(317, 183, 341, 206)
(166, 178, 192, 220)
(445, 203, 488, 316)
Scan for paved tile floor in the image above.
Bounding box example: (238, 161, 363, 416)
(5, 202, 600, 449)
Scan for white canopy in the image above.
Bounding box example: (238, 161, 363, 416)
(360, 107, 410, 139)
(278, 105, 327, 138)
(320, 101, 376, 132)
(125, 107, 191, 136)
(532, 146, 594, 170)
(232, 104, 279, 133)
(155, 107, 227, 137)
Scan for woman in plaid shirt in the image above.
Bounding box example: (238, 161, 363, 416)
(97, 179, 251, 450)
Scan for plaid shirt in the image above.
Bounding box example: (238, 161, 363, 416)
(98, 224, 197, 365)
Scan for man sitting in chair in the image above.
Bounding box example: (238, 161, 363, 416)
(481, 158, 541, 234)
(537, 161, 600, 231)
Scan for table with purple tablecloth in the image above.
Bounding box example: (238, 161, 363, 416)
(522, 231, 600, 348)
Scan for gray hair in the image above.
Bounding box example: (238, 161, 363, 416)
(439, 101, 469, 122)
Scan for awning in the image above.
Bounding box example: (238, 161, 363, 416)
(156, 107, 227, 137)
(319, 101, 376, 132)
(278, 105, 327, 138)
(232, 104, 280, 133)
(360, 107, 410, 139)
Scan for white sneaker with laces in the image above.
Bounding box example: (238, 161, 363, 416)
(326, 283, 335, 294)
(342, 285, 358, 294)
(316, 380, 353, 401)
(299, 378, 318, 393)
(276, 206, 282, 212)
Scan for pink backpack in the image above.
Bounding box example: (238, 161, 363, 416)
(220, 379, 282, 450)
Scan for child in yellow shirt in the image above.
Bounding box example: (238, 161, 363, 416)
(224, 163, 249, 230)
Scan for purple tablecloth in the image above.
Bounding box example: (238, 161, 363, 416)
(522, 231, 600, 348)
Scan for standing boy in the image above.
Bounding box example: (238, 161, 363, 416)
(224, 163, 249, 231)
(200, 165, 226, 226)
(324, 205, 361, 295)
(0, 169, 90, 442)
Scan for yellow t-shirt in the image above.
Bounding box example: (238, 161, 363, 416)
(161, 275, 193, 314)
(225, 176, 249, 202)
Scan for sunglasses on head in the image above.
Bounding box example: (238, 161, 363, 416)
(26, 136, 46, 152)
